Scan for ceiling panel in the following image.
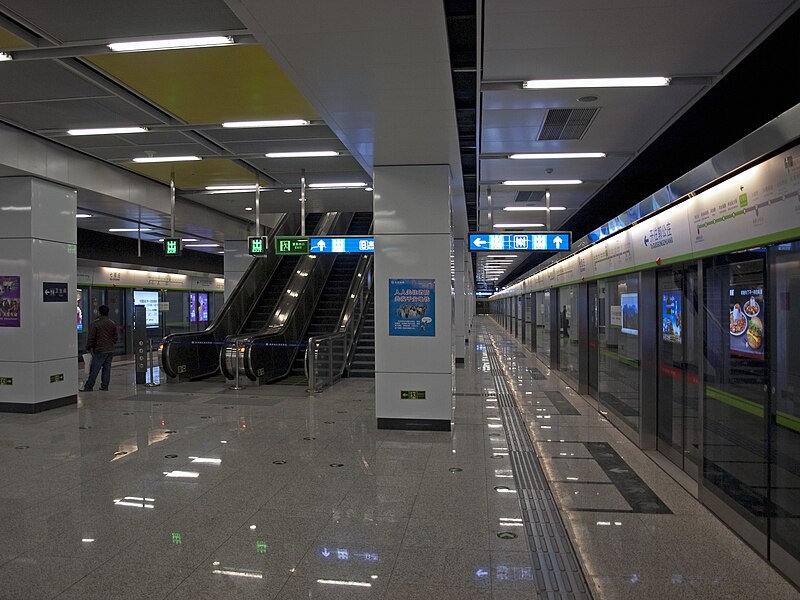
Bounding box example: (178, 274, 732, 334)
(64, 130, 192, 149)
(0, 26, 28, 48)
(0, 0, 245, 43)
(0, 96, 163, 130)
(88, 143, 209, 162)
(124, 159, 257, 188)
(0, 61, 112, 103)
(88, 45, 320, 124)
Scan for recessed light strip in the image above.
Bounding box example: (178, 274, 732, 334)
(509, 152, 605, 159)
(265, 151, 339, 158)
(108, 36, 234, 53)
(0, 52, 12, 61)
(502, 180, 581, 186)
(222, 119, 309, 128)
(308, 182, 367, 189)
(132, 156, 201, 163)
(503, 206, 566, 211)
(493, 223, 544, 228)
(523, 76, 670, 89)
(68, 126, 148, 136)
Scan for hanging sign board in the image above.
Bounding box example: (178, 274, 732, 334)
(469, 232, 571, 252)
(309, 237, 374, 254)
(274, 237, 310, 255)
(163, 238, 182, 256)
(248, 236, 268, 256)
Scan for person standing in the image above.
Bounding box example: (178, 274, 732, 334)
(82, 305, 118, 391)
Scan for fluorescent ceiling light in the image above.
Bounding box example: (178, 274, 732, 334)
(76, 213, 93, 218)
(222, 119, 309, 128)
(493, 223, 544, 228)
(509, 152, 605, 159)
(0, 52, 12, 61)
(283, 189, 292, 193)
(307, 182, 367, 189)
(163, 470, 200, 478)
(212, 569, 263, 579)
(205, 184, 258, 191)
(132, 155, 201, 163)
(108, 36, 233, 53)
(503, 206, 566, 211)
(157, 238, 197, 242)
(502, 180, 581, 186)
(68, 126, 148, 136)
(245, 207, 253, 211)
(523, 76, 670, 89)
(109, 228, 152, 232)
(265, 151, 339, 158)
(316, 580, 372, 588)
(189, 457, 222, 465)
(486, 254, 517, 258)
(185, 243, 220, 248)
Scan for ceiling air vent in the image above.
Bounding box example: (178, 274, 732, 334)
(538, 108, 598, 141)
(514, 191, 545, 203)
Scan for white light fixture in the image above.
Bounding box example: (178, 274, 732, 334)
(222, 119, 309, 128)
(185, 243, 220, 248)
(81, 538, 96, 542)
(523, 76, 670, 89)
(365, 187, 373, 192)
(509, 152, 605, 159)
(163, 470, 200, 478)
(502, 180, 581, 186)
(0, 52, 11, 61)
(189, 457, 222, 465)
(205, 184, 258, 191)
(493, 223, 544, 228)
(316, 580, 372, 588)
(76, 213, 93, 218)
(503, 206, 566, 211)
(486, 254, 517, 258)
(68, 126, 148, 136)
(307, 182, 367, 189)
(212, 569, 263, 579)
(158, 238, 197, 242)
(109, 228, 152, 232)
(132, 155, 201, 163)
(265, 151, 339, 158)
(245, 207, 253, 211)
(108, 36, 234, 53)
(283, 189, 292, 193)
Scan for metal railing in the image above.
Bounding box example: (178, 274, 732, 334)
(306, 252, 373, 391)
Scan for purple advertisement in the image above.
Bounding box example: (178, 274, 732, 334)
(0, 276, 21, 327)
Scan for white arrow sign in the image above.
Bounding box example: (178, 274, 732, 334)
(473, 237, 487, 247)
(553, 236, 563, 249)
(314, 240, 327, 252)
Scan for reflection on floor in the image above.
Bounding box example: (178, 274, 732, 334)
(0, 316, 796, 599)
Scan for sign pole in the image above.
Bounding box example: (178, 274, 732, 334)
(487, 187, 493, 231)
(170, 170, 176, 239)
(546, 188, 551, 231)
(255, 178, 261, 236)
(300, 169, 306, 236)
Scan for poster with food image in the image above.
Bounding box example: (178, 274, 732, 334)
(729, 285, 765, 359)
(661, 291, 682, 343)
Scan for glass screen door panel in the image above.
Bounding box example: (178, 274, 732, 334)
(588, 282, 599, 397)
(703, 253, 768, 535)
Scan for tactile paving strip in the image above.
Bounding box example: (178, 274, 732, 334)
(486, 341, 593, 599)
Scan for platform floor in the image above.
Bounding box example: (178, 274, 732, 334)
(0, 317, 796, 599)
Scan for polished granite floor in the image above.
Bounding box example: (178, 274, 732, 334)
(0, 316, 796, 599)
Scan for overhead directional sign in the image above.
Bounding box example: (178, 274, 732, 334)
(274, 237, 311, 255)
(469, 232, 571, 252)
(163, 238, 182, 256)
(248, 236, 268, 256)
(309, 236, 374, 254)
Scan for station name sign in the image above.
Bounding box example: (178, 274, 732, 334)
(469, 232, 571, 252)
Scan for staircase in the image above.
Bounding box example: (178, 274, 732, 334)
(348, 296, 375, 377)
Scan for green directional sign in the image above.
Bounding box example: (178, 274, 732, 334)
(163, 238, 182, 256)
(0, 377, 12, 385)
(401, 390, 426, 400)
(248, 236, 268, 256)
(275, 236, 310, 255)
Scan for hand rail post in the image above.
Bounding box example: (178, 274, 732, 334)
(229, 341, 246, 390)
(144, 338, 160, 387)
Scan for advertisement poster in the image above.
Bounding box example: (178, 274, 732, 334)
(198, 293, 209, 322)
(389, 278, 435, 336)
(662, 291, 682, 343)
(189, 293, 197, 323)
(729, 285, 765, 359)
(621, 293, 639, 336)
(610, 305, 622, 327)
(0, 276, 20, 327)
(133, 290, 160, 327)
(77, 289, 83, 332)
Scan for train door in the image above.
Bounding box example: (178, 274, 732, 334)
(656, 264, 700, 480)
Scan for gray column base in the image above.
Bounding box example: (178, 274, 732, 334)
(0, 394, 77, 413)
(377, 417, 451, 431)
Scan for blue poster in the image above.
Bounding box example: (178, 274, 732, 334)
(661, 290, 682, 343)
(389, 278, 435, 336)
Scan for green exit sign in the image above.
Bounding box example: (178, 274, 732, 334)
(248, 236, 268, 256)
(275, 237, 310, 255)
(50, 373, 64, 383)
(0, 377, 12, 386)
(401, 390, 426, 400)
(163, 238, 182, 256)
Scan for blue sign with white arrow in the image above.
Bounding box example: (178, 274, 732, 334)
(469, 232, 570, 252)
(309, 236, 374, 254)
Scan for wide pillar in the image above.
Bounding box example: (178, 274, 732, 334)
(374, 165, 453, 431)
(223, 239, 253, 300)
(0, 178, 77, 412)
(453, 238, 466, 364)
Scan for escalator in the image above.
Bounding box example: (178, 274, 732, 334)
(347, 296, 375, 377)
(286, 212, 373, 380)
(161, 212, 319, 381)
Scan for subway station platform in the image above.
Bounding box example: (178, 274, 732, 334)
(0, 316, 796, 600)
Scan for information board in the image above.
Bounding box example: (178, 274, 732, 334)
(309, 237, 374, 254)
(275, 237, 311, 255)
(389, 278, 435, 336)
(0, 276, 20, 327)
(248, 236, 268, 256)
(163, 238, 181, 256)
(133, 290, 160, 328)
(469, 232, 571, 252)
(43, 282, 68, 303)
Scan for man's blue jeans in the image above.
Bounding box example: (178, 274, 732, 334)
(84, 351, 114, 390)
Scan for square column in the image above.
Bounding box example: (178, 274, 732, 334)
(453, 238, 466, 364)
(0, 178, 77, 412)
(374, 165, 453, 430)
(223, 240, 253, 300)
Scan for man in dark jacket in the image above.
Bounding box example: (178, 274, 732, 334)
(83, 305, 118, 391)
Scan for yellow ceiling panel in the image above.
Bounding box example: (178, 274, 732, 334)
(0, 28, 31, 49)
(89, 45, 319, 124)
(125, 159, 257, 189)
